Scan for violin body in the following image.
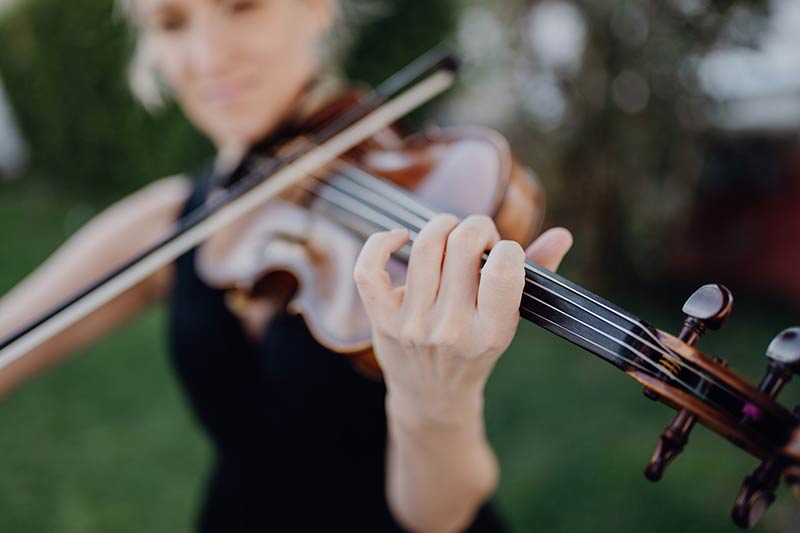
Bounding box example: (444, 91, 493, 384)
(197, 125, 544, 371)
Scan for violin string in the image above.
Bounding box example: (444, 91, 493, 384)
(328, 162, 439, 220)
(304, 164, 744, 393)
(520, 291, 700, 390)
(300, 181, 751, 416)
(296, 179, 711, 397)
(323, 169, 430, 231)
(520, 306, 665, 379)
(341, 163, 683, 363)
(294, 175, 723, 403)
(296, 166, 752, 411)
(326, 161, 705, 367)
(307, 161, 754, 409)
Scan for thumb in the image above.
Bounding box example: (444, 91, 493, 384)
(525, 227, 573, 272)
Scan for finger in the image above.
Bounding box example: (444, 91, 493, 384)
(525, 227, 573, 272)
(437, 215, 501, 311)
(354, 228, 409, 319)
(477, 240, 526, 331)
(402, 213, 461, 313)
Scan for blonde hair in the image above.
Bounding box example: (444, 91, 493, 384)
(116, 0, 384, 111)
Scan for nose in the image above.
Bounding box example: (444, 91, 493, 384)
(188, 14, 236, 76)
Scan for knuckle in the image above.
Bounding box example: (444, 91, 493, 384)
(465, 214, 496, 231)
(482, 261, 524, 291)
(412, 214, 459, 257)
(356, 235, 381, 265)
(399, 320, 426, 349)
(363, 231, 385, 249)
(352, 267, 374, 289)
(483, 252, 525, 280)
(433, 212, 461, 228)
(484, 242, 526, 289)
(483, 327, 513, 355)
(447, 216, 499, 252)
(448, 224, 482, 251)
(410, 234, 436, 258)
(494, 240, 526, 263)
(430, 326, 460, 352)
(376, 321, 399, 342)
(465, 214, 500, 241)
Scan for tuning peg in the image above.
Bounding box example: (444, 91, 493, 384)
(679, 283, 734, 343)
(732, 456, 784, 529)
(644, 284, 733, 482)
(644, 409, 697, 481)
(730, 328, 800, 529)
(758, 327, 800, 398)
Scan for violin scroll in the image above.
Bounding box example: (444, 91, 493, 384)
(631, 285, 799, 528)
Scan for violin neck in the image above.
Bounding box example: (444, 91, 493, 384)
(519, 261, 659, 375)
(308, 161, 660, 376)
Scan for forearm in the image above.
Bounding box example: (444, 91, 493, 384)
(354, 218, 571, 532)
(0, 275, 161, 398)
(385, 390, 499, 533)
(0, 177, 188, 398)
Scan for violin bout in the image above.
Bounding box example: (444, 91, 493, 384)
(196, 122, 545, 377)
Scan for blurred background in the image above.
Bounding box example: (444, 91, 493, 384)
(1, 0, 799, 531)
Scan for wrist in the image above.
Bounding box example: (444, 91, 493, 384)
(385, 384, 486, 434)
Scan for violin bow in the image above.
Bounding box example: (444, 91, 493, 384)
(0, 46, 459, 371)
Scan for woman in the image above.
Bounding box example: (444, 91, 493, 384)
(0, 0, 573, 531)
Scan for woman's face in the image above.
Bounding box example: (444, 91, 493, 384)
(135, 0, 333, 148)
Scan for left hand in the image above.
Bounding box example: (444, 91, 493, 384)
(353, 214, 572, 427)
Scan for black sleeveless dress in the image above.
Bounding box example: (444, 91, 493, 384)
(168, 165, 508, 532)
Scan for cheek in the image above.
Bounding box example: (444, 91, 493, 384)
(247, 13, 320, 79)
(216, 26, 321, 139)
(151, 14, 324, 146)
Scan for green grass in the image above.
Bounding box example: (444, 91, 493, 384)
(1, 182, 798, 532)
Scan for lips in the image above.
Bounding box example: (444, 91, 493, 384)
(204, 79, 254, 105)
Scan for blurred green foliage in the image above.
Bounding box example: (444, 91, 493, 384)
(0, 0, 211, 198)
(508, 0, 771, 283)
(345, 0, 457, 83)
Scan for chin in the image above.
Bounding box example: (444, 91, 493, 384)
(188, 87, 306, 150)
(206, 116, 280, 150)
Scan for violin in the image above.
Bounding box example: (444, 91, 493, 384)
(196, 106, 544, 376)
(0, 47, 797, 529)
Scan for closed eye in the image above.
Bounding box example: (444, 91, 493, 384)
(158, 13, 188, 32)
(230, 0, 261, 14)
